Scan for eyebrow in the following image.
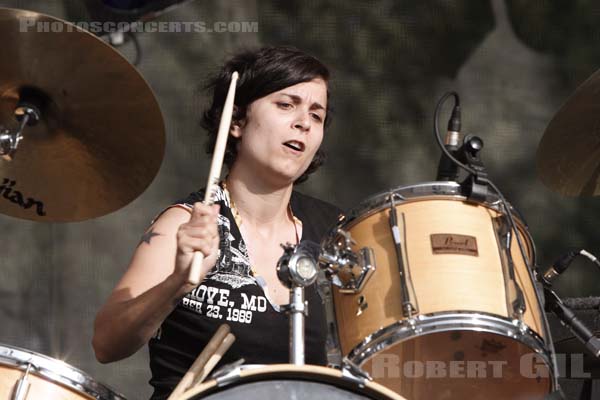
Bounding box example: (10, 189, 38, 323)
(280, 93, 326, 112)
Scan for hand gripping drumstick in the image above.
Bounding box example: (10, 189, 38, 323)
(167, 324, 235, 400)
(187, 71, 239, 285)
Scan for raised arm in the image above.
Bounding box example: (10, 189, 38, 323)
(92, 203, 219, 363)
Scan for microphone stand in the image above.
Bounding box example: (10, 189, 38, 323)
(286, 286, 307, 365)
(539, 251, 600, 399)
(540, 249, 600, 358)
(277, 242, 320, 365)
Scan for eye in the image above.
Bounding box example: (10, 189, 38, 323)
(311, 113, 324, 123)
(277, 102, 293, 110)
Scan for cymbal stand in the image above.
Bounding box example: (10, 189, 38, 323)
(0, 103, 40, 160)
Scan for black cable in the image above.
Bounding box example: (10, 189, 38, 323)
(483, 178, 533, 271)
(433, 91, 476, 176)
(580, 249, 600, 268)
(544, 248, 600, 282)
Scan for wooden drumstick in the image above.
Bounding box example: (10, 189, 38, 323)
(187, 71, 239, 285)
(167, 324, 234, 400)
(191, 332, 235, 386)
(171, 334, 236, 400)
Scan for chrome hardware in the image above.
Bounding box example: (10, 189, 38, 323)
(12, 363, 32, 400)
(0, 344, 126, 400)
(341, 356, 371, 387)
(493, 216, 526, 320)
(319, 229, 376, 294)
(212, 359, 248, 387)
(0, 105, 40, 161)
(347, 312, 552, 376)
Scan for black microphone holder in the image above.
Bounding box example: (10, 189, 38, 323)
(544, 286, 600, 359)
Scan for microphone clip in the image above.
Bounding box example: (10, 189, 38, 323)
(458, 135, 489, 203)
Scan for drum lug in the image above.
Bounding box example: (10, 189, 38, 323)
(493, 215, 527, 318)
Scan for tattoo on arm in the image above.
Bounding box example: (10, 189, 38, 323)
(138, 228, 162, 246)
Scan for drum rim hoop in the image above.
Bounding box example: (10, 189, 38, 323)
(335, 181, 527, 230)
(347, 311, 555, 388)
(324, 181, 535, 263)
(0, 343, 126, 399)
(180, 364, 405, 400)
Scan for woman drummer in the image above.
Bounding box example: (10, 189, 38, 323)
(92, 45, 341, 399)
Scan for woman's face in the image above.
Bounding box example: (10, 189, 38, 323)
(231, 78, 327, 186)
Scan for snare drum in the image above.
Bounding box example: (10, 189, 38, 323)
(322, 182, 556, 400)
(0, 343, 126, 399)
(175, 364, 406, 400)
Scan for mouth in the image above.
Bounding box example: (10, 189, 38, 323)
(282, 140, 305, 152)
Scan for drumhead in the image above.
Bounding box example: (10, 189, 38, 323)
(177, 364, 405, 400)
(0, 343, 126, 400)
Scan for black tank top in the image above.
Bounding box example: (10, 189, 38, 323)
(148, 186, 341, 399)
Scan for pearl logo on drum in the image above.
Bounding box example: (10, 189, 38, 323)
(430, 233, 478, 256)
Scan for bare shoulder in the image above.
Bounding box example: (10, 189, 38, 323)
(134, 206, 192, 249)
(150, 205, 193, 231)
(109, 206, 192, 301)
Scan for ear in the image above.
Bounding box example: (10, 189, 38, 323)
(230, 122, 242, 138)
(230, 105, 243, 138)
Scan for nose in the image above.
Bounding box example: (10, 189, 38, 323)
(293, 110, 311, 132)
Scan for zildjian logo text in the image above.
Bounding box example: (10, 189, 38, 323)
(0, 178, 46, 216)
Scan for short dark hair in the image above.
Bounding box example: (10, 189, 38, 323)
(202, 46, 331, 184)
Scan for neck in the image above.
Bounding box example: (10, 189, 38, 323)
(226, 165, 294, 227)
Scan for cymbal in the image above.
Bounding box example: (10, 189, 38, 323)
(537, 69, 600, 196)
(0, 8, 165, 222)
